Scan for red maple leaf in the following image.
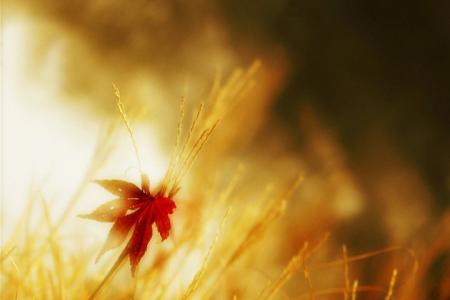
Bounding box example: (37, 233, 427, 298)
(80, 175, 176, 276)
(80, 85, 222, 300)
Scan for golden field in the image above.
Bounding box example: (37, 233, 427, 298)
(1, 1, 449, 299)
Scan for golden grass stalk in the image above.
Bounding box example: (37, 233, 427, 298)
(342, 245, 350, 300)
(259, 235, 331, 300)
(260, 242, 309, 300)
(385, 269, 398, 300)
(3, 60, 446, 300)
(227, 175, 304, 268)
(314, 246, 418, 275)
(113, 84, 144, 177)
(351, 280, 358, 300)
(182, 208, 231, 300)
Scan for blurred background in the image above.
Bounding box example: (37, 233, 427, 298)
(2, 0, 450, 299)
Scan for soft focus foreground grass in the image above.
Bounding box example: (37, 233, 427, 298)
(1, 63, 449, 300)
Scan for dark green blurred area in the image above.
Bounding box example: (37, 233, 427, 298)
(222, 0, 450, 210)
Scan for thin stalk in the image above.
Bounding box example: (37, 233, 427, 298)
(88, 247, 128, 300)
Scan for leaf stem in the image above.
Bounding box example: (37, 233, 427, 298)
(88, 247, 128, 300)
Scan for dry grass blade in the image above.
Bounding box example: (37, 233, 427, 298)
(342, 245, 350, 300)
(385, 269, 398, 300)
(113, 83, 144, 176)
(202, 175, 304, 298)
(315, 246, 418, 276)
(293, 284, 387, 299)
(88, 248, 128, 300)
(0, 246, 16, 264)
(162, 97, 186, 195)
(351, 280, 358, 300)
(40, 195, 65, 299)
(302, 263, 314, 300)
(227, 175, 304, 267)
(162, 97, 218, 197)
(175, 121, 219, 185)
(183, 207, 231, 300)
(260, 242, 309, 300)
